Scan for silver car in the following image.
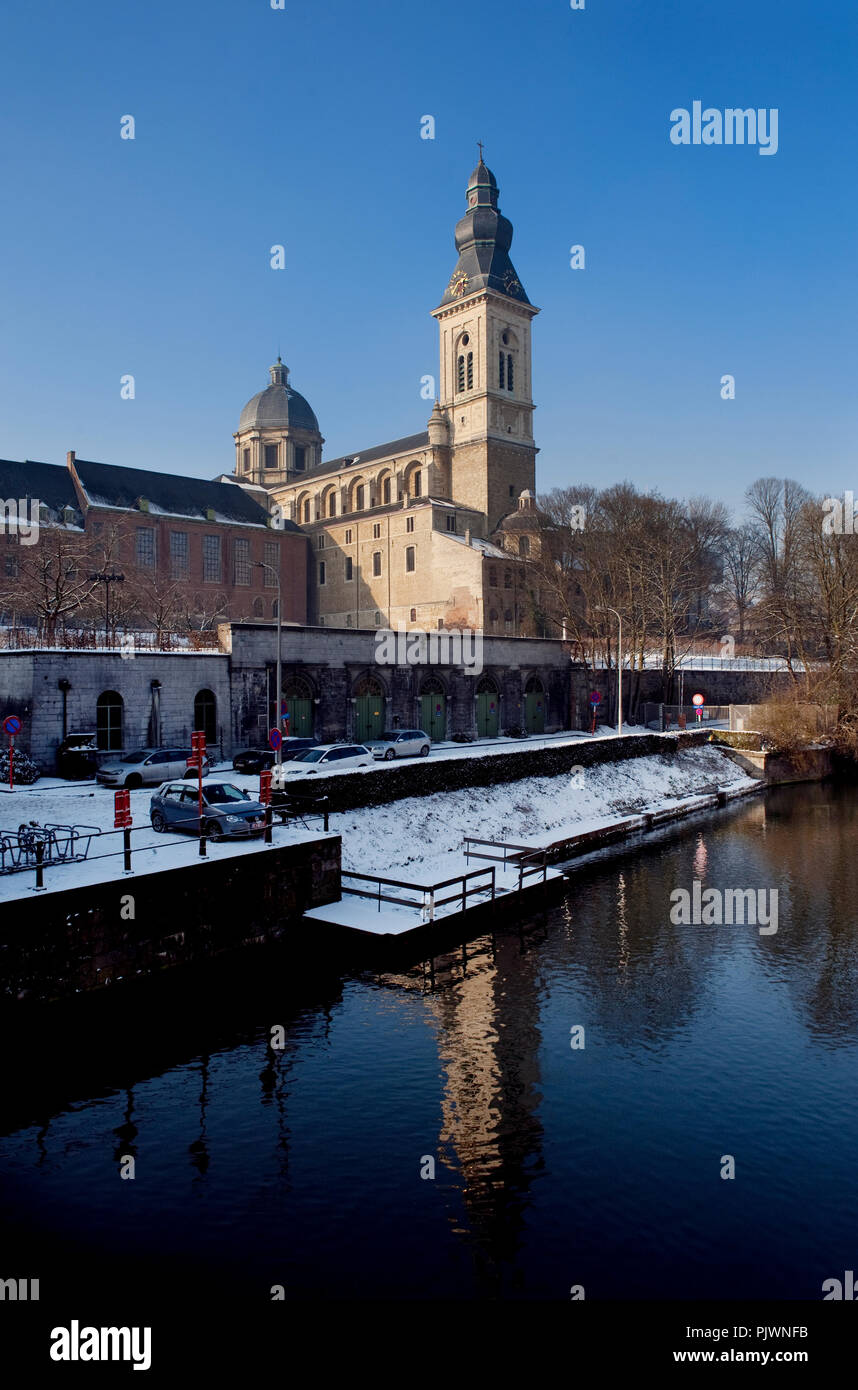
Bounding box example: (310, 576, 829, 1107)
(366, 729, 431, 761)
(96, 747, 212, 789)
(150, 779, 267, 839)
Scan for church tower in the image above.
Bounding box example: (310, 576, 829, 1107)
(431, 157, 538, 533)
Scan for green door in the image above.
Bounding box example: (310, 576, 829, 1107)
(524, 690, 545, 734)
(282, 697, 313, 737)
(476, 691, 499, 738)
(420, 693, 446, 742)
(355, 695, 385, 743)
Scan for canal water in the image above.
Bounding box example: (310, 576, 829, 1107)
(1, 779, 857, 1303)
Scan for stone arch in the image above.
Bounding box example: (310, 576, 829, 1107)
(353, 672, 386, 743)
(96, 690, 123, 751)
(295, 490, 311, 525)
(474, 674, 500, 739)
(404, 460, 423, 498)
(524, 674, 546, 733)
(193, 688, 217, 745)
(320, 484, 337, 519)
(348, 476, 367, 512)
(376, 469, 394, 507)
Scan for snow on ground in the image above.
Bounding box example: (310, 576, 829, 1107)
(329, 743, 758, 884)
(0, 733, 749, 919)
(0, 776, 329, 903)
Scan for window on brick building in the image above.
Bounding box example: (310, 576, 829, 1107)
(372, 551, 382, 577)
(382, 477, 391, 505)
(169, 531, 189, 580)
(203, 535, 221, 583)
(504, 609, 513, 632)
(355, 485, 365, 511)
(319, 561, 326, 585)
(504, 570, 512, 589)
(135, 528, 155, 570)
(303, 500, 310, 523)
(294, 445, 306, 472)
(264, 444, 278, 470)
(489, 568, 497, 587)
(233, 538, 250, 585)
(446, 515, 456, 532)
(410, 608, 416, 621)
(242, 448, 251, 473)
(406, 516, 414, 533)
(412, 471, 421, 497)
(518, 535, 530, 557)
(345, 556, 353, 581)
(405, 546, 415, 573)
(264, 542, 278, 583)
(372, 523, 381, 539)
(344, 528, 353, 544)
(317, 534, 326, 550)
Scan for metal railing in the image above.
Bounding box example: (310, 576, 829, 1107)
(0, 821, 100, 875)
(463, 837, 549, 892)
(341, 865, 496, 921)
(1, 805, 285, 891)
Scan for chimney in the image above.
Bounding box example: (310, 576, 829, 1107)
(465, 528, 471, 545)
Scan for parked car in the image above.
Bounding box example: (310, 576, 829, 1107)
(96, 747, 212, 789)
(232, 739, 319, 774)
(365, 729, 431, 760)
(270, 743, 372, 787)
(56, 731, 98, 780)
(150, 779, 268, 839)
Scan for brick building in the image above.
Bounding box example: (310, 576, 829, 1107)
(0, 451, 307, 633)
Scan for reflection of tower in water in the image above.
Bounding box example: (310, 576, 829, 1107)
(429, 927, 545, 1294)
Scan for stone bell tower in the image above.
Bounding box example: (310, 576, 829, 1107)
(431, 155, 539, 532)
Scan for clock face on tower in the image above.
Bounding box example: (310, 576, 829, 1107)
(502, 270, 521, 296)
(448, 270, 469, 298)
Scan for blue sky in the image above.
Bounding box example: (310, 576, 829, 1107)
(1, 0, 855, 515)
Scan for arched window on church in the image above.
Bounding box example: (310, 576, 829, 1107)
(382, 476, 391, 505)
(507, 354, 514, 391)
(412, 471, 421, 498)
(518, 535, 530, 557)
(457, 355, 465, 393)
(466, 352, 473, 389)
(498, 351, 505, 390)
(302, 500, 310, 523)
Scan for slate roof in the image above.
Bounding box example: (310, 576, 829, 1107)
(238, 383, 320, 433)
(0, 458, 80, 512)
(72, 457, 301, 531)
(297, 431, 431, 482)
(439, 160, 531, 308)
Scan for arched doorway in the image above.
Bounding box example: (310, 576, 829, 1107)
(419, 677, 446, 743)
(475, 676, 500, 739)
(354, 676, 385, 743)
(96, 690, 123, 751)
(281, 676, 314, 738)
(194, 689, 217, 745)
(524, 676, 546, 733)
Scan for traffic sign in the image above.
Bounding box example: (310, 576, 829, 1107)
(3, 715, 21, 736)
(589, 691, 602, 707)
(692, 694, 704, 707)
(269, 729, 282, 750)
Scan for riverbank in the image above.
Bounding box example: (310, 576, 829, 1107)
(304, 743, 763, 943)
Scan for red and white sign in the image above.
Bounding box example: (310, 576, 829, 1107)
(692, 694, 705, 707)
(114, 789, 132, 829)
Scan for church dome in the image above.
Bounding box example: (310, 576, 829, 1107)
(238, 358, 320, 433)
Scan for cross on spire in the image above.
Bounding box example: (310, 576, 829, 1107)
(477, 140, 485, 161)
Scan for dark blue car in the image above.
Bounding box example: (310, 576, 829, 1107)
(150, 779, 268, 839)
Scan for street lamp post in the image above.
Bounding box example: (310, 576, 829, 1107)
(88, 571, 125, 647)
(594, 605, 623, 738)
(255, 562, 282, 765)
